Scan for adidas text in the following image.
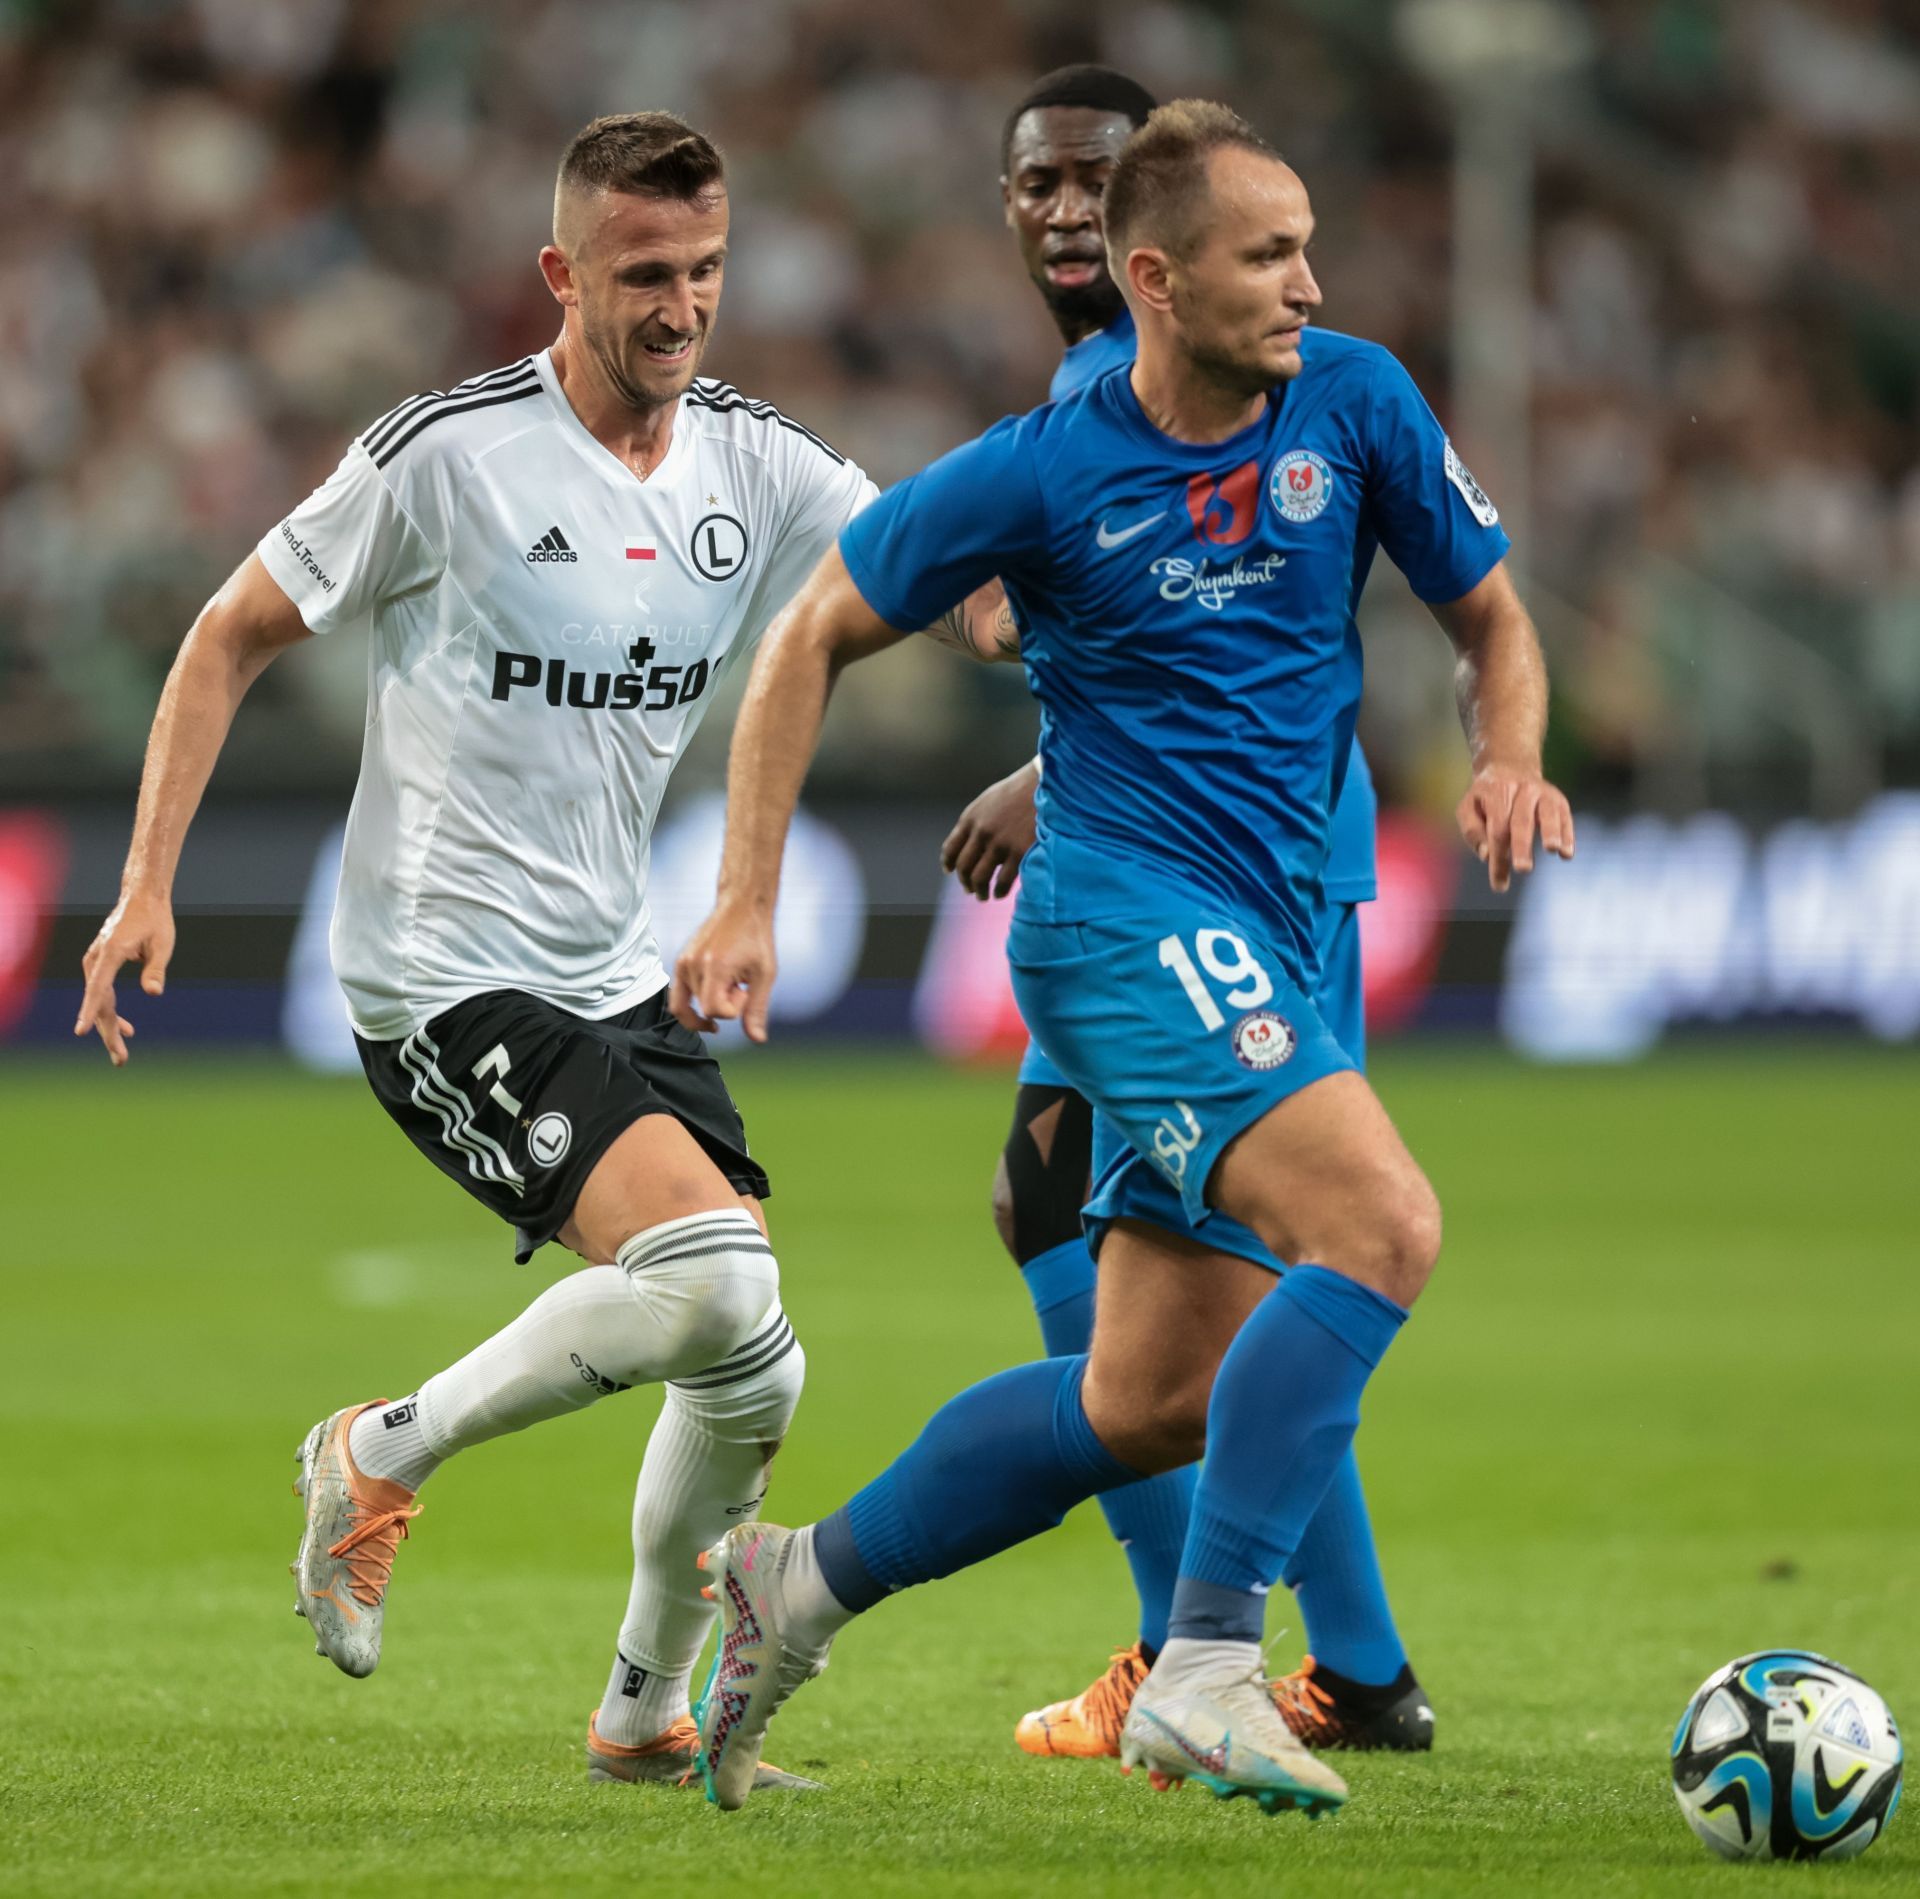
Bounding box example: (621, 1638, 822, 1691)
(526, 526, 578, 564)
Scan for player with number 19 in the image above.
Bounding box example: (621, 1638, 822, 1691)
(676, 100, 1573, 1817)
(942, 66, 1423, 1762)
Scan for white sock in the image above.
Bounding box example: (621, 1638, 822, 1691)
(347, 1395, 441, 1491)
(595, 1311, 805, 1746)
(410, 1210, 780, 1459)
(1150, 1635, 1263, 1691)
(774, 1523, 860, 1654)
(597, 1649, 690, 1742)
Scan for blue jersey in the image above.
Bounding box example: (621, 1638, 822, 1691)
(1050, 308, 1377, 903)
(1049, 308, 1137, 403)
(842, 326, 1508, 979)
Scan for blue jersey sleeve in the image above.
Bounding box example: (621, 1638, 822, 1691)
(838, 416, 1049, 631)
(1362, 352, 1511, 603)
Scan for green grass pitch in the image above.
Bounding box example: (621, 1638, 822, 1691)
(1, 1043, 1914, 1896)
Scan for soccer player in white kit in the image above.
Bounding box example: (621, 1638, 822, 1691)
(72, 112, 933, 1789)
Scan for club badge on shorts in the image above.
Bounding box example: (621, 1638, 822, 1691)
(1270, 449, 1332, 524)
(1232, 1010, 1297, 1069)
(527, 1112, 573, 1166)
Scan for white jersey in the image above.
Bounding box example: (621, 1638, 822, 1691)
(257, 351, 877, 1040)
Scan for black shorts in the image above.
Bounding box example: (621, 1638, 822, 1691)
(357, 987, 769, 1263)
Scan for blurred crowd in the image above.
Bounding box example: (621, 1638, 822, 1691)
(1, 0, 1916, 814)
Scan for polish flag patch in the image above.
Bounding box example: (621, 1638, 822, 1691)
(625, 539, 656, 561)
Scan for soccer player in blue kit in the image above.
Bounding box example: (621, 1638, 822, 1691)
(939, 64, 1428, 1762)
(674, 102, 1574, 1816)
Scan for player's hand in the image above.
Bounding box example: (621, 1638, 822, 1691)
(941, 759, 1039, 900)
(671, 904, 778, 1043)
(1456, 763, 1576, 893)
(75, 886, 176, 1066)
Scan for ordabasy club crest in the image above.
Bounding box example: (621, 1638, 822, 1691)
(1270, 449, 1333, 524)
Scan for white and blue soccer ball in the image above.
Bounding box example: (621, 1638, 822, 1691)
(1671, 1651, 1902, 1861)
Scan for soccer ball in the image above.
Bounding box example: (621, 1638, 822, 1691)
(1671, 1651, 1903, 1861)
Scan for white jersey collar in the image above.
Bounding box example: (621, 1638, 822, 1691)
(532, 347, 691, 491)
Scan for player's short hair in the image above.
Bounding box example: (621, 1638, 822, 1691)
(1000, 64, 1158, 172)
(1103, 99, 1280, 261)
(557, 111, 726, 206)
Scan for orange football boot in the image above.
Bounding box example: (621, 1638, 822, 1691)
(1270, 1654, 1435, 1751)
(290, 1402, 421, 1678)
(587, 1711, 822, 1790)
(1015, 1642, 1151, 1758)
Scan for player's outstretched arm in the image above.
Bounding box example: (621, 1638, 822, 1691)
(941, 757, 1039, 900)
(76, 555, 312, 1064)
(1430, 560, 1576, 892)
(671, 547, 905, 1043)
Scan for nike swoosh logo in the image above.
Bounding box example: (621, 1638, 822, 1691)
(1139, 1707, 1230, 1775)
(1095, 512, 1166, 550)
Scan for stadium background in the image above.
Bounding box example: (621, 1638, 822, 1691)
(5, 0, 1919, 1055)
(2, 2, 1916, 1894)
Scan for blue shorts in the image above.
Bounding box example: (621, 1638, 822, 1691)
(1017, 1036, 1071, 1089)
(1008, 898, 1358, 1235)
(1080, 900, 1366, 1272)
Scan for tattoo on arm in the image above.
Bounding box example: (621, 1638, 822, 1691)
(922, 595, 1021, 662)
(924, 603, 978, 657)
(987, 598, 1020, 658)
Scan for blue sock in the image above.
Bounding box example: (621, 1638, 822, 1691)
(1019, 1240, 1096, 1356)
(1170, 1266, 1406, 1645)
(814, 1356, 1137, 1611)
(1019, 1240, 1195, 1654)
(1098, 1465, 1196, 1655)
(1283, 1449, 1408, 1686)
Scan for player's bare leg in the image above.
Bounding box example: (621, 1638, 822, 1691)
(1076, 1222, 1269, 1471)
(1055, 1229, 1341, 1812)
(1117, 1071, 1437, 1813)
(294, 1114, 812, 1798)
(1012, 1222, 1262, 1756)
(1014, 1205, 1434, 1757)
(691, 1220, 1299, 1808)
(689, 1069, 1440, 1814)
(1163, 1066, 1441, 1742)
(1207, 1071, 1439, 1309)
(691, 1220, 1291, 1808)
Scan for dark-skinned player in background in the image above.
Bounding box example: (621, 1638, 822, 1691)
(937, 65, 1429, 1762)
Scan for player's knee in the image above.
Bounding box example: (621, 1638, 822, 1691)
(1359, 1174, 1442, 1307)
(1000, 1085, 1094, 1266)
(990, 1154, 1019, 1263)
(1101, 1403, 1206, 1475)
(615, 1210, 782, 1380)
(671, 1267, 778, 1371)
(1085, 1372, 1208, 1474)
